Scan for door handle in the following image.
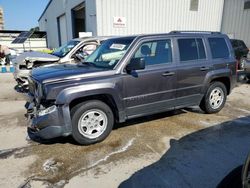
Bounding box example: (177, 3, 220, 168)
(200, 66, 210, 71)
(162, 71, 175, 76)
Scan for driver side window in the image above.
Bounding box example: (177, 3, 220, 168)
(74, 44, 98, 60)
(132, 39, 172, 66)
(80, 44, 98, 55)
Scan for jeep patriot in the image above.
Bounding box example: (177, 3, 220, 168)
(26, 31, 237, 145)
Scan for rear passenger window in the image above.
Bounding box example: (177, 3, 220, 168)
(178, 38, 206, 61)
(208, 38, 230, 59)
(133, 40, 172, 66)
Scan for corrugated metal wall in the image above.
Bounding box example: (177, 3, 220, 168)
(221, 0, 250, 47)
(96, 0, 224, 36)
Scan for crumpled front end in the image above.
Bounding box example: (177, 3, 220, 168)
(13, 61, 31, 89)
(25, 78, 72, 140)
(13, 52, 60, 89)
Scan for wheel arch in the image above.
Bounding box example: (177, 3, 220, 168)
(210, 77, 231, 95)
(69, 94, 120, 123)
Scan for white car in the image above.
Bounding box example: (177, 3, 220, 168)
(13, 36, 110, 90)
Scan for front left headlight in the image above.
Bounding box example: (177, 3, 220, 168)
(38, 105, 57, 116)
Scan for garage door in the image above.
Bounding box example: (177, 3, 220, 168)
(58, 14, 68, 46)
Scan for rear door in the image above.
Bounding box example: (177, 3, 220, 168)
(175, 37, 211, 107)
(208, 36, 236, 81)
(122, 38, 177, 118)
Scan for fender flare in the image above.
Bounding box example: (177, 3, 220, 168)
(55, 82, 124, 112)
(202, 69, 231, 94)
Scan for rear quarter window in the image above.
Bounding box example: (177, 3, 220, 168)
(208, 38, 230, 59)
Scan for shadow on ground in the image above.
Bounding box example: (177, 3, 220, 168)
(119, 116, 250, 188)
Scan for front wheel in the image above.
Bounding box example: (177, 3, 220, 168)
(71, 100, 114, 145)
(200, 82, 227, 114)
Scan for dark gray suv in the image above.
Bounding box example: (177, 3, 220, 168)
(26, 31, 237, 145)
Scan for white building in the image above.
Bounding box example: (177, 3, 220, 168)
(39, 0, 250, 48)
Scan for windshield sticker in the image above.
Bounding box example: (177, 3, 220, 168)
(101, 51, 126, 61)
(110, 43, 126, 50)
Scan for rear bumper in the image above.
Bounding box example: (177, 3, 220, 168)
(25, 100, 72, 140)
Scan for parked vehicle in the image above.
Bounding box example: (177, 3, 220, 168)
(230, 39, 249, 69)
(26, 31, 237, 145)
(13, 36, 110, 90)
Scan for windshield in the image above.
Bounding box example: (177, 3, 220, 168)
(84, 37, 135, 69)
(52, 40, 80, 58)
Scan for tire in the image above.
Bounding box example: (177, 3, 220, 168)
(71, 100, 114, 145)
(199, 82, 227, 114)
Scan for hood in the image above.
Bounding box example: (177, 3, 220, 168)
(13, 51, 60, 65)
(31, 63, 109, 84)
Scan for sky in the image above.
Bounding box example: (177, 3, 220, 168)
(0, 0, 49, 30)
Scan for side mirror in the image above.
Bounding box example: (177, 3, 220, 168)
(126, 58, 145, 71)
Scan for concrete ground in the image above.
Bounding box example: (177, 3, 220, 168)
(0, 73, 249, 188)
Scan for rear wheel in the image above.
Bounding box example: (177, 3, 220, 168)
(200, 82, 227, 114)
(71, 100, 114, 145)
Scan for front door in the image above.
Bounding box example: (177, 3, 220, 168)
(122, 39, 176, 119)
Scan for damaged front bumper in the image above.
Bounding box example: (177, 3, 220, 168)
(25, 96, 72, 140)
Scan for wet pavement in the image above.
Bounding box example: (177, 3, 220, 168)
(0, 73, 249, 188)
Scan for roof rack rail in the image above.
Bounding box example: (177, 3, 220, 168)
(169, 31, 221, 34)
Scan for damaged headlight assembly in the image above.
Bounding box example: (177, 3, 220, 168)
(25, 58, 33, 69)
(38, 105, 57, 116)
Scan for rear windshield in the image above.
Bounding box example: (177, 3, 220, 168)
(208, 38, 230, 59)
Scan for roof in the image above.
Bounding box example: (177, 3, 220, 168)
(38, 0, 53, 22)
(106, 31, 225, 42)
